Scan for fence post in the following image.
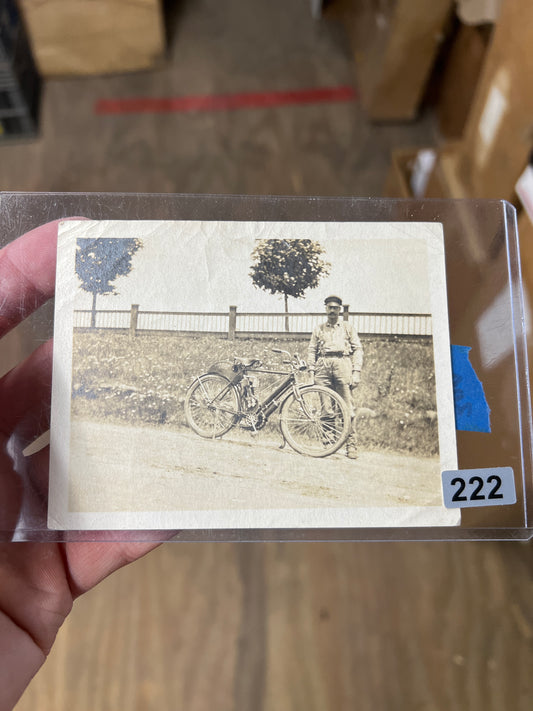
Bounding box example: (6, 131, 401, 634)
(130, 304, 139, 337)
(343, 304, 350, 321)
(228, 305, 237, 340)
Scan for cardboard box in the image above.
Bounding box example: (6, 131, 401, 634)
(454, 0, 533, 201)
(518, 210, 533, 295)
(338, 0, 453, 121)
(19, 0, 165, 76)
(437, 22, 492, 140)
(383, 148, 416, 197)
(383, 145, 462, 199)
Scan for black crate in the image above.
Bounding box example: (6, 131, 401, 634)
(0, 0, 19, 61)
(0, 0, 40, 140)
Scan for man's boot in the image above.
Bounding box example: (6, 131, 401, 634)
(346, 431, 358, 459)
(346, 444, 358, 459)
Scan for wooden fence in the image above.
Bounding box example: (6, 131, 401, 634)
(73, 305, 432, 338)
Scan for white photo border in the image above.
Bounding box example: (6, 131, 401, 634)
(49, 220, 459, 530)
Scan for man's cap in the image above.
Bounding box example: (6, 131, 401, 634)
(324, 295, 342, 307)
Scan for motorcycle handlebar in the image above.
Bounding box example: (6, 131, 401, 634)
(272, 349, 307, 371)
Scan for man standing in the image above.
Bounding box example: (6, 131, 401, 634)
(307, 295, 363, 459)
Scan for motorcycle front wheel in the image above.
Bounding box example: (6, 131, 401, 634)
(279, 385, 351, 457)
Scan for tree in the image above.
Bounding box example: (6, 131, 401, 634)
(250, 239, 330, 331)
(75, 237, 143, 327)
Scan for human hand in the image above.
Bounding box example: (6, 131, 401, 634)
(0, 221, 162, 711)
(351, 370, 361, 387)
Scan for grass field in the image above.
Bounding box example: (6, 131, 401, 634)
(71, 331, 440, 456)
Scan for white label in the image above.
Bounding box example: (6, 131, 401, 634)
(516, 164, 533, 223)
(442, 468, 516, 508)
(479, 85, 507, 147)
(410, 149, 437, 199)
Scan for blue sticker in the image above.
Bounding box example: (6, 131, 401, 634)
(451, 345, 491, 433)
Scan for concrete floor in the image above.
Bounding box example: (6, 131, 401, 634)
(0, 0, 437, 195)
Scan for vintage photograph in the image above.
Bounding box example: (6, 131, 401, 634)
(49, 219, 459, 529)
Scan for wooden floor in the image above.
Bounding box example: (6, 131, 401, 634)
(2, 0, 533, 709)
(14, 542, 533, 711)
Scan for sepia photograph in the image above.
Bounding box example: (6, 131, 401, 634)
(49, 219, 459, 529)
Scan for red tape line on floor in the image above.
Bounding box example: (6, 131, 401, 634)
(95, 86, 357, 115)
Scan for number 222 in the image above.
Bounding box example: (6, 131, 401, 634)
(451, 475, 503, 502)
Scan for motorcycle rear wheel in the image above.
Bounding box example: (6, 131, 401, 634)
(184, 374, 240, 438)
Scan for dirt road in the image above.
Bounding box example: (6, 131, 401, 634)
(68, 419, 445, 515)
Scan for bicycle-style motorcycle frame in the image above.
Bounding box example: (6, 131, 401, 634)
(184, 349, 351, 457)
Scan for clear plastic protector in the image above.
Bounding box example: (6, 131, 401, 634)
(0, 192, 531, 541)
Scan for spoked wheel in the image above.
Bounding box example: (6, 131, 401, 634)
(184, 374, 240, 438)
(279, 385, 351, 457)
